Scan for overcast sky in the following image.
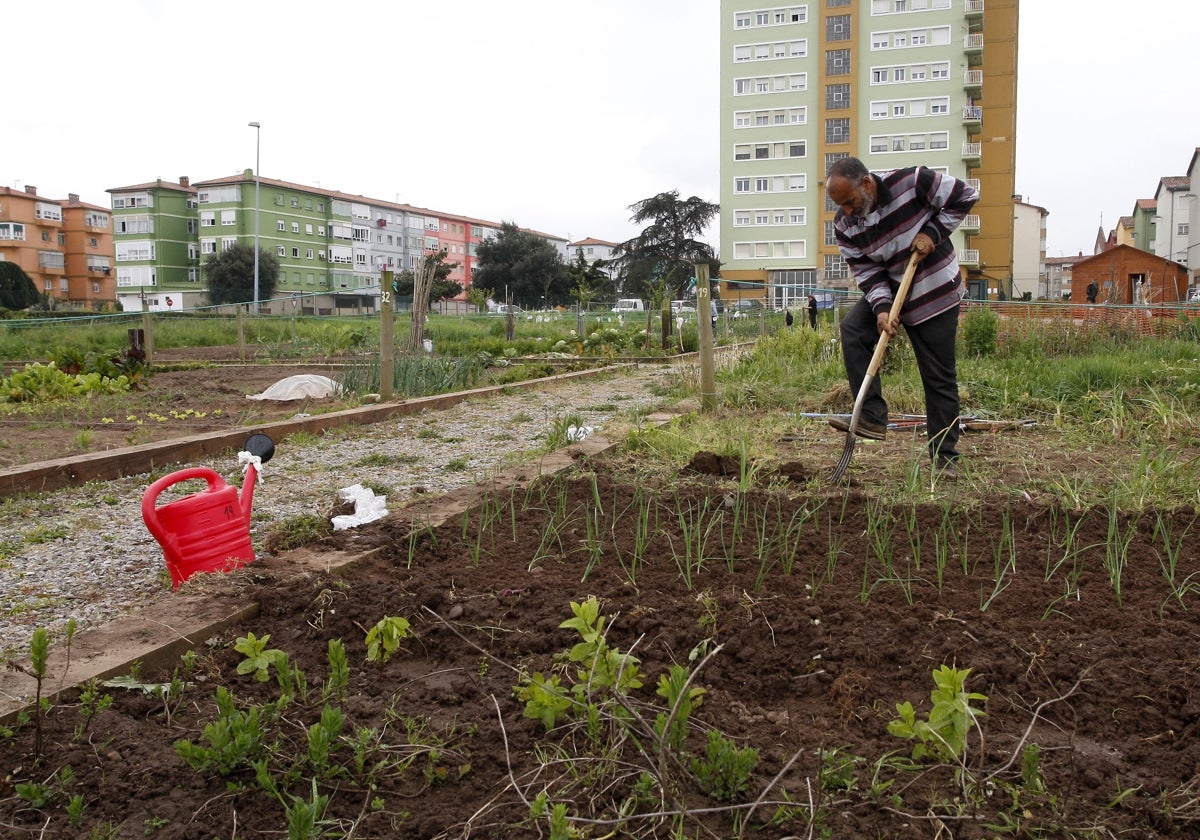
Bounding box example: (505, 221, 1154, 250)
(8, 1, 1199, 258)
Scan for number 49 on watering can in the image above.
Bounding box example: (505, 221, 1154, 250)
(141, 434, 275, 589)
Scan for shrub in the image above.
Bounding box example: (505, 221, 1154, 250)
(961, 305, 998, 357)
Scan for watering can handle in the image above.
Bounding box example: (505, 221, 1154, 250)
(141, 467, 225, 544)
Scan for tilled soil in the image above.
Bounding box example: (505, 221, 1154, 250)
(3, 453, 1199, 838)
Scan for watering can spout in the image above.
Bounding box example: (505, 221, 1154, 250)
(237, 433, 276, 522)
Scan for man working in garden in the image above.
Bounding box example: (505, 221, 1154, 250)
(825, 157, 979, 477)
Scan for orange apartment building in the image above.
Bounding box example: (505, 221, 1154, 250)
(0, 185, 114, 310)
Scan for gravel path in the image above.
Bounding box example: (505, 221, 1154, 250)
(0, 365, 684, 660)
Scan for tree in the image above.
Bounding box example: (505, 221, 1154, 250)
(391, 250, 462, 305)
(474, 222, 570, 308)
(566, 249, 615, 309)
(611, 191, 720, 302)
(0, 262, 38, 311)
(203, 244, 280, 306)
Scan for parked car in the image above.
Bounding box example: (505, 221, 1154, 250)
(1189, 288, 1200, 303)
(728, 299, 765, 318)
(612, 299, 646, 314)
(492, 304, 524, 315)
(670, 300, 697, 313)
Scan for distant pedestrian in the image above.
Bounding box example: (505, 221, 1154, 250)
(1086, 281, 1099, 304)
(807, 294, 818, 329)
(710, 299, 718, 331)
(785, 309, 794, 327)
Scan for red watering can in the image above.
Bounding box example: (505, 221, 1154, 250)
(142, 434, 275, 589)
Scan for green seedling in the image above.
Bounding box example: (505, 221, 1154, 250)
(234, 632, 288, 682)
(888, 665, 987, 763)
(365, 616, 412, 664)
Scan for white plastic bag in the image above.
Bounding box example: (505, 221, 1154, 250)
(331, 484, 389, 530)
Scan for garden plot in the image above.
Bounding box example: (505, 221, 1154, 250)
(2, 461, 1198, 839)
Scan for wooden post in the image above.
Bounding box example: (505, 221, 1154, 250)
(380, 271, 395, 401)
(696, 264, 716, 411)
(142, 309, 154, 366)
(237, 307, 246, 361)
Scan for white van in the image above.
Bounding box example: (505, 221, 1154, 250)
(612, 299, 645, 313)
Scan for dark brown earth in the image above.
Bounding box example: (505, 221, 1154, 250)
(3, 428, 1200, 838)
(1, 348, 360, 469)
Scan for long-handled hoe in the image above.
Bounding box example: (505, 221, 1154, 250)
(831, 250, 921, 482)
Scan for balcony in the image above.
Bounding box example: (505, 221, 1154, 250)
(961, 214, 981, 235)
(964, 33, 984, 65)
(963, 69, 983, 97)
(965, 0, 984, 32)
(962, 105, 982, 130)
(958, 249, 980, 267)
(962, 142, 982, 165)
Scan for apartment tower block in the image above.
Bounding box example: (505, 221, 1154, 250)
(719, 0, 1018, 304)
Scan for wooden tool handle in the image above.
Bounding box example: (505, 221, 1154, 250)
(864, 250, 921, 377)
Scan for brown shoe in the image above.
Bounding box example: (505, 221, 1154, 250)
(933, 459, 959, 480)
(829, 417, 887, 441)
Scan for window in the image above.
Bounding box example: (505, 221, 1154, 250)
(306, 249, 314, 259)
(291, 222, 300, 233)
(90, 237, 98, 247)
(201, 239, 216, 254)
(187, 219, 197, 234)
(1179, 223, 1190, 236)
(911, 66, 926, 80)
(756, 211, 771, 225)
(931, 62, 949, 79)
(0, 223, 26, 241)
(872, 34, 889, 49)
(827, 14, 850, 40)
(200, 212, 216, 227)
(222, 237, 237, 251)
(292, 247, 300, 258)
(220, 209, 236, 226)
(893, 138, 906, 151)
(790, 141, 806, 157)
(911, 31, 927, 46)
(735, 211, 751, 226)
(788, 174, 806, 191)
(826, 84, 850, 109)
(57, 233, 66, 246)
(871, 102, 889, 119)
(305, 224, 313, 235)
(755, 178, 770, 192)
(825, 118, 850, 143)
(826, 49, 850, 74)
(893, 103, 906, 116)
(756, 145, 770, 159)
(893, 67, 906, 81)
(735, 145, 751, 160)
(824, 221, 838, 246)
(736, 179, 751, 193)
(790, 209, 805, 224)
(276, 245, 286, 257)
(317, 226, 326, 236)
(291, 198, 299, 208)
(824, 253, 848, 280)
(930, 97, 949, 114)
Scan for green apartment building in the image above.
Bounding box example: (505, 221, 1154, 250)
(108, 171, 519, 315)
(719, 0, 1018, 305)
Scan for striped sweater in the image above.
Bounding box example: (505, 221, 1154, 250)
(834, 166, 979, 325)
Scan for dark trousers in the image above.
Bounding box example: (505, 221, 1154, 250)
(839, 297, 961, 462)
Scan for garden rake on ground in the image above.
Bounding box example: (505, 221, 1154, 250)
(830, 249, 921, 482)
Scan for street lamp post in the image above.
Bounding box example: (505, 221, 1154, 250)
(248, 121, 261, 311)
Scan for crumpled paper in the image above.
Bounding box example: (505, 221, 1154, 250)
(331, 484, 388, 530)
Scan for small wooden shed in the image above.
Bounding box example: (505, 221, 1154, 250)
(1070, 245, 1189, 304)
